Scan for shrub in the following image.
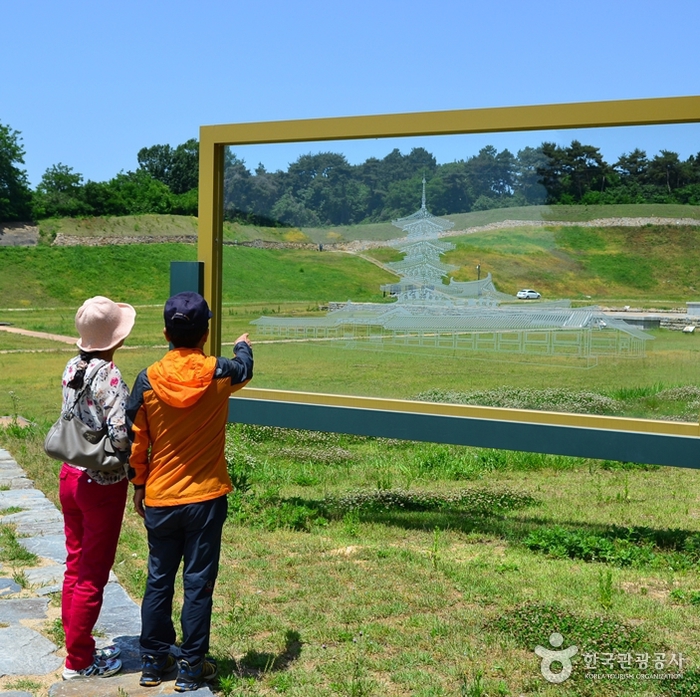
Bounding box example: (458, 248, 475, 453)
(415, 387, 623, 415)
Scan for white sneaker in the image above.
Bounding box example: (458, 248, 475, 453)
(63, 656, 122, 680)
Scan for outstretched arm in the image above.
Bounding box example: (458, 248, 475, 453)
(215, 336, 254, 389)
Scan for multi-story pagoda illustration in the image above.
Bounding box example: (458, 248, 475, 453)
(391, 177, 455, 239)
(383, 177, 458, 288)
(379, 177, 503, 300)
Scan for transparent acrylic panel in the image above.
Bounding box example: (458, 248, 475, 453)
(220, 123, 700, 421)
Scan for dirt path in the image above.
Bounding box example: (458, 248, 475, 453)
(0, 325, 76, 344)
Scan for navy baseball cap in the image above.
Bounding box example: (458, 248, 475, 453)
(164, 292, 212, 330)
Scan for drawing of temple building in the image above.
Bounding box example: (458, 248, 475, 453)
(251, 179, 651, 363)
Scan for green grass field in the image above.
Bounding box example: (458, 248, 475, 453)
(2, 421, 700, 696)
(2, 218, 700, 421)
(2, 209, 700, 695)
(2, 302, 700, 423)
(0, 244, 394, 308)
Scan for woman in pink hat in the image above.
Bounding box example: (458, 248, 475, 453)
(58, 296, 136, 680)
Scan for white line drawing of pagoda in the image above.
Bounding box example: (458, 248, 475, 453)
(252, 179, 651, 364)
(379, 176, 508, 304)
(385, 177, 459, 287)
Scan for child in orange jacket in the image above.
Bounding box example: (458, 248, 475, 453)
(127, 291, 252, 692)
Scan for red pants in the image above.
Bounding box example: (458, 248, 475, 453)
(59, 463, 128, 670)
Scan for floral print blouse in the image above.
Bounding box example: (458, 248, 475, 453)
(61, 356, 130, 485)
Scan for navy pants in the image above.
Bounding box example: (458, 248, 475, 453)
(140, 495, 228, 661)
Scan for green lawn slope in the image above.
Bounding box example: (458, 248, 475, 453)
(3, 207, 700, 311)
(438, 223, 700, 301)
(0, 244, 394, 308)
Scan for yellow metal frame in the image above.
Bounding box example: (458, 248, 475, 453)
(199, 95, 700, 439)
(238, 388, 700, 437)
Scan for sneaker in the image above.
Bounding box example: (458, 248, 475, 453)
(62, 656, 122, 680)
(95, 644, 121, 661)
(174, 657, 218, 692)
(140, 653, 177, 687)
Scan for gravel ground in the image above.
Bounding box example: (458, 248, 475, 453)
(0, 223, 39, 247)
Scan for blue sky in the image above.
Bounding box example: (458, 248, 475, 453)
(3, 0, 700, 186)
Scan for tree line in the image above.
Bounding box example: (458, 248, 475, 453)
(0, 124, 199, 222)
(1, 119, 699, 226)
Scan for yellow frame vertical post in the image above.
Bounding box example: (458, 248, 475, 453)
(198, 131, 225, 354)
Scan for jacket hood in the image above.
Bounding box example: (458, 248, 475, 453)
(147, 349, 217, 408)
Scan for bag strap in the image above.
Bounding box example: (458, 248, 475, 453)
(63, 359, 109, 419)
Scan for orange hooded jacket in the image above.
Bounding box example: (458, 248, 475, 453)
(126, 343, 253, 507)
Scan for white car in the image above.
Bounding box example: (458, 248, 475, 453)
(516, 289, 541, 300)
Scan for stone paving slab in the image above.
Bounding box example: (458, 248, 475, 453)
(48, 673, 216, 697)
(2, 508, 63, 523)
(0, 489, 55, 511)
(0, 463, 25, 478)
(0, 597, 49, 624)
(0, 456, 33, 489)
(0, 474, 31, 485)
(2, 509, 63, 536)
(0, 578, 21, 596)
(0, 690, 35, 696)
(0, 478, 33, 490)
(107, 636, 141, 674)
(94, 583, 141, 639)
(35, 584, 62, 596)
(18, 535, 66, 565)
(24, 564, 65, 588)
(0, 626, 63, 676)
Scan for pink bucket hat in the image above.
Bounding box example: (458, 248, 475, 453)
(75, 296, 136, 352)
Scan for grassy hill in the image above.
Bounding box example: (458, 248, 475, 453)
(38, 214, 199, 240)
(35, 203, 700, 245)
(436, 223, 700, 301)
(362, 221, 700, 303)
(37, 214, 315, 245)
(1, 226, 698, 311)
(0, 244, 395, 308)
(4, 220, 699, 420)
(37, 214, 316, 245)
(2, 205, 700, 310)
